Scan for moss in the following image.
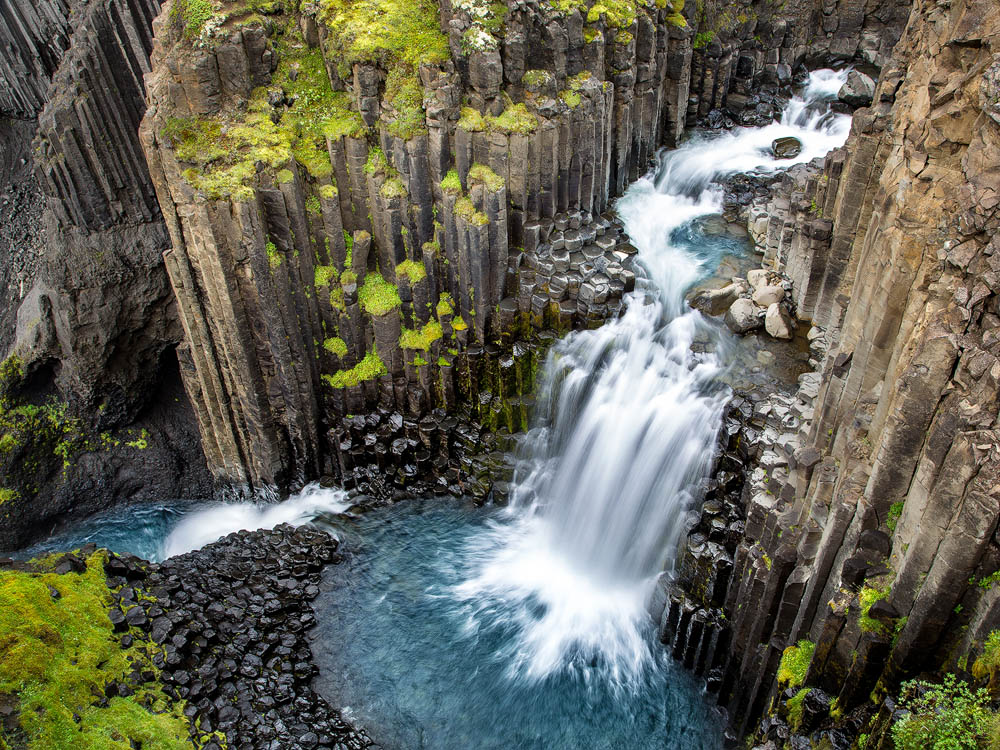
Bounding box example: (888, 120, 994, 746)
(586, 0, 638, 29)
(340, 270, 358, 286)
(452, 316, 469, 332)
(323, 337, 348, 357)
(0, 552, 194, 749)
(0, 487, 17, 505)
(458, 107, 488, 132)
(364, 147, 390, 177)
(441, 169, 463, 194)
(318, 0, 449, 71)
(458, 103, 538, 135)
(454, 197, 490, 226)
(305, 195, 322, 215)
(384, 67, 427, 140)
(277, 168, 295, 184)
(693, 29, 715, 48)
(467, 163, 505, 192)
(859, 584, 892, 634)
(380, 177, 408, 199)
(436, 293, 455, 317)
(490, 102, 539, 134)
(171, 0, 216, 40)
(124, 429, 149, 450)
(323, 350, 387, 388)
(521, 70, 552, 87)
(343, 230, 355, 268)
(437, 356, 450, 367)
(319, 183, 338, 200)
(559, 90, 582, 107)
(266, 239, 282, 269)
(400, 321, 444, 351)
(163, 24, 378, 196)
(786, 688, 811, 731)
(396, 259, 427, 284)
(584, 27, 602, 42)
(358, 272, 402, 316)
(423, 239, 441, 256)
(887, 501, 903, 533)
(778, 640, 815, 687)
(314, 265, 338, 287)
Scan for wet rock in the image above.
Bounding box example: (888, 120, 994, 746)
(771, 137, 803, 160)
(838, 70, 876, 107)
(764, 303, 794, 339)
(726, 299, 764, 334)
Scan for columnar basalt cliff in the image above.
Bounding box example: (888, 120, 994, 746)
(663, 0, 1000, 742)
(139, 0, 689, 492)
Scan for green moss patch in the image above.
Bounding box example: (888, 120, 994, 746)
(358, 272, 402, 316)
(441, 169, 463, 194)
(0, 553, 195, 749)
(859, 584, 891, 634)
(455, 197, 490, 226)
(396, 259, 427, 284)
(467, 164, 505, 192)
(323, 350, 387, 388)
(323, 337, 348, 357)
(457, 103, 538, 135)
(777, 639, 815, 687)
(315, 265, 338, 287)
(162, 37, 364, 200)
(400, 321, 443, 350)
(436, 293, 455, 318)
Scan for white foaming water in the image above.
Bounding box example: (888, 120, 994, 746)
(451, 70, 852, 692)
(161, 483, 351, 558)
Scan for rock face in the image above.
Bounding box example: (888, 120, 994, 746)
(0, 0, 217, 551)
(669, 0, 1000, 740)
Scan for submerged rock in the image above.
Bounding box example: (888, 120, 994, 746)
(771, 137, 803, 159)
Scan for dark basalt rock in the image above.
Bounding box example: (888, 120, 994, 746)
(101, 526, 374, 750)
(772, 137, 803, 160)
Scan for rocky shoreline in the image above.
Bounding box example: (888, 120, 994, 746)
(2, 524, 375, 750)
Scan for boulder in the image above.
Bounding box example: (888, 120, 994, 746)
(838, 70, 876, 107)
(747, 269, 769, 290)
(771, 136, 802, 159)
(690, 283, 742, 316)
(753, 285, 785, 306)
(726, 298, 763, 334)
(765, 303, 794, 339)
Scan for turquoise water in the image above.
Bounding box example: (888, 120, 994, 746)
(310, 500, 725, 750)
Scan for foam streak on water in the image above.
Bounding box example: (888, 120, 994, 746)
(161, 483, 350, 558)
(450, 70, 852, 692)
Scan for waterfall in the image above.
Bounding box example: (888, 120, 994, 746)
(450, 70, 852, 691)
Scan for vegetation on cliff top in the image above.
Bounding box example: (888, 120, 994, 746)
(0, 552, 196, 749)
(163, 29, 364, 200)
(891, 675, 1000, 750)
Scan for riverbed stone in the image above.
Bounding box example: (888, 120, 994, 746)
(726, 298, 764, 333)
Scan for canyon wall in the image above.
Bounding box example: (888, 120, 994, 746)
(664, 0, 1000, 740)
(0, 0, 212, 553)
